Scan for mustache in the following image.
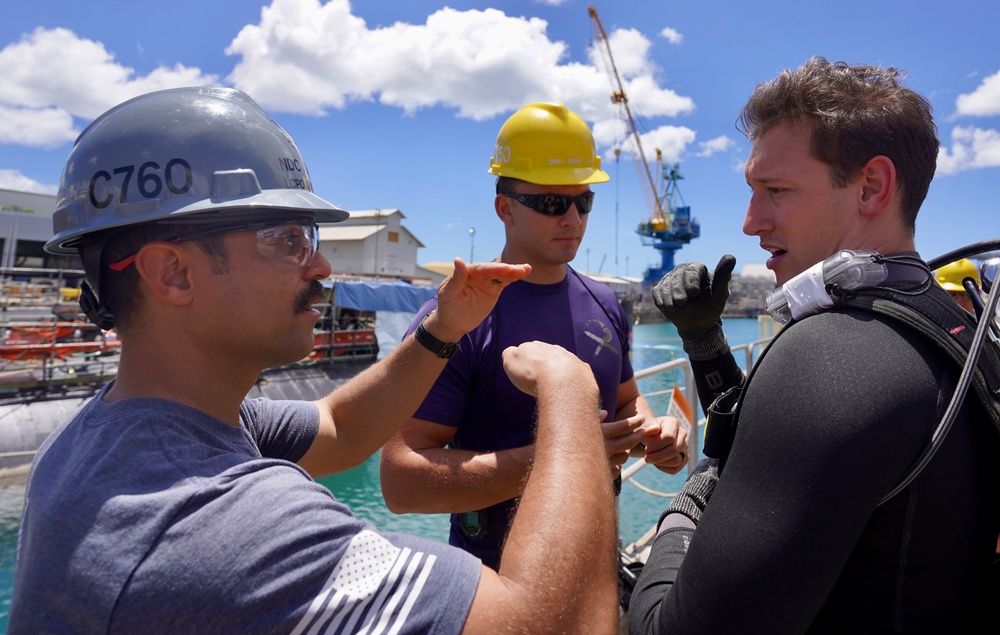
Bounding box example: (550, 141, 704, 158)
(294, 281, 326, 314)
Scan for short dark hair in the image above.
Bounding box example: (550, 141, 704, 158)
(87, 223, 229, 331)
(738, 57, 939, 231)
(496, 176, 526, 196)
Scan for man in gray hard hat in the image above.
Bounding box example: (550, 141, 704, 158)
(10, 87, 619, 634)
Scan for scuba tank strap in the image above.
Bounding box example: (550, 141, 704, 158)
(704, 281, 1000, 484)
(836, 282, 1000, 505)
(838, 284, 1000, 431)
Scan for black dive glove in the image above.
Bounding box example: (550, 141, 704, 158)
(658, 457, 719, 527)
(651, 255, 736, 360)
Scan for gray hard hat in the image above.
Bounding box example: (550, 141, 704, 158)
(46, 86, 348, 255)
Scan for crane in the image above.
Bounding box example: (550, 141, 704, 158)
(588, 4, 700, 288)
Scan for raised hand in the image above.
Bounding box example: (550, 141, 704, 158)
(427, 258, 531, 342)
(651, 255, 736, 343)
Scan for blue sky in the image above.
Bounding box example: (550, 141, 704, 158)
(2, 0, 998, 278)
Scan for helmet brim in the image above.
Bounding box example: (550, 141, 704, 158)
(487, 166, 610, 186)
(45, 189, 348, 255)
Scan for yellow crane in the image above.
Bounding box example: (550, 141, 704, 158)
(588, 4, 700, 286)
(588, 4, 666, 232)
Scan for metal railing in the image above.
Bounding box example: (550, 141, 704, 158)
(619, 337, 773, 562)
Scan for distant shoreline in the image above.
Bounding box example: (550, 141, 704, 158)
(631, 305, 767, 325)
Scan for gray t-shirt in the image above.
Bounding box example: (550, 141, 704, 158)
(10, 384, 481, 634)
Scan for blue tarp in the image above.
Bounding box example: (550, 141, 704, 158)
(328, 281, 436, 313)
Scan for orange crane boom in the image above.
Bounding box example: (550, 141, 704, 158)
(588, 4, 666, 229)
(588, 4, 700, 287)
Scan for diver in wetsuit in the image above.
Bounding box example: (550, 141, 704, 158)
(628, 57, 1000, 634)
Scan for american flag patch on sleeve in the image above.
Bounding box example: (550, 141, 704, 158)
(291, 529, 438, 635)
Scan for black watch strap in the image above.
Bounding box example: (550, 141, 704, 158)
(414, 315, 459, 359)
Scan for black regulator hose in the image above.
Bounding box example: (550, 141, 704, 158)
(880, 253, 1000, 504)
(926, 238, 1000, 271)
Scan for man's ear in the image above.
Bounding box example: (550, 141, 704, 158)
(858, 155, 897, 217)
(133, 242, 194, 307)
(495, 193, 514, 225)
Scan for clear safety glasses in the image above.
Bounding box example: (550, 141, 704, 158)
(505, 191, 595, 216)
(108, 221, 320, 271)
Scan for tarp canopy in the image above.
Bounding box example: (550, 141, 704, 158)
(327, 280, 436, 313)
(322, 281, 437, 359)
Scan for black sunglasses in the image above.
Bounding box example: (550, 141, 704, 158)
(504, 191, 595, 216)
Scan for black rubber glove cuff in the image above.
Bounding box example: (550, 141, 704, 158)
(658, 458, 719, 528)
(681, 320, 730, 361)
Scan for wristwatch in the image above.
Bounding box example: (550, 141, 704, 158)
(414, 313, 459, 359)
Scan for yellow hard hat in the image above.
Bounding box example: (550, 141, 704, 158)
(488, 102, 610, 185)
(935, 258, 980, 292)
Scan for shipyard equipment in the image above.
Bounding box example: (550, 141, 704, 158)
(588, 5, 700, 289)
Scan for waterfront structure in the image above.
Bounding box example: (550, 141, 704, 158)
(318, 209, 430, 282)
(0, 189, 75, 271)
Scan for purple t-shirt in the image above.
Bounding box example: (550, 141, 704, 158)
(11, 384, 481, 634)
(408, 270, 633, 567)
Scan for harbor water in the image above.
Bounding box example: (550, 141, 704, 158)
(0, 317, 764, 629)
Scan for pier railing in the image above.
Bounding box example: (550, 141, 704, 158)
(619, 337, 773, 565)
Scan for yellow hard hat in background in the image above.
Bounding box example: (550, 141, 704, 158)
(488, 102, 610, 185)
(935, 258, 980, 292)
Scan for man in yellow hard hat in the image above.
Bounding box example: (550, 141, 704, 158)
(935, 258, 980, 312)
(380, 102, 689, 571)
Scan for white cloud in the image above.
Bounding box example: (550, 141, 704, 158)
(937, 126, 1000, 174)
(0, 104, 77, 148)
(0, 27, 218, 148)
(582, 21, 693, 157)
(696, 135, 735, 157)
(592, 119, 696, 165)
(226, 0, 694, 124)
(639, 125, 696, 164)
(227, 1, 578, 119)
(660, 27, 683, 45)
(955, 70, 1000, 117)
(621, 75, 695, 118)
(0, 1, 696, 153)
(0, 169, 58, 194)
(592, 27, 655, 78)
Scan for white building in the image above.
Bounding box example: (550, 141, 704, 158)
(0, 189, 72, 270)
(318, 209, 430, 283)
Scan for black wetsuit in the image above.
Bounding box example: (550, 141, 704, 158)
(630, 271, 1000, 633)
